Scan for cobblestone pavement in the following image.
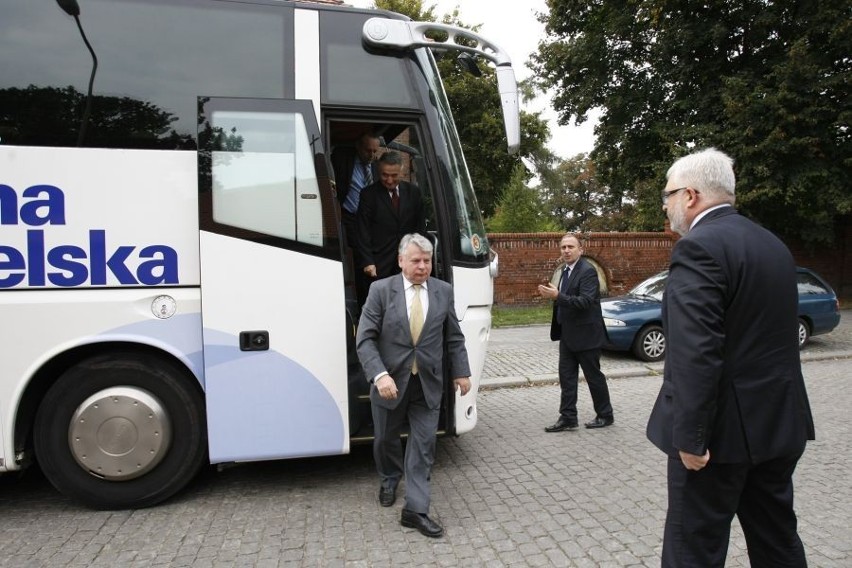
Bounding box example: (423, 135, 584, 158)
(0, 313, 848, 567)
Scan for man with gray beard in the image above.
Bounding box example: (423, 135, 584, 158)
(646, 148, 814, 567)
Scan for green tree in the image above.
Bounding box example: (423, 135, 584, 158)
(532, 0, 851, 245)
(373, 0, 551, 217)
(539, 154, 622, 232)
(487, 164, 560, 232)
(369, 0, 436, 20)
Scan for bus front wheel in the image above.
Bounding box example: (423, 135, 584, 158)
(33, 353, 207, 509)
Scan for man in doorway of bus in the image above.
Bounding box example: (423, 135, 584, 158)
(357, 151, 427, 285)
(537, 233, 614, 432)
(646, 148, 814, 567)
(332, 131, 380, 304)
(356, 233, 471, 538)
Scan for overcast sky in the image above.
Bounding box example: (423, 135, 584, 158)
(345, 0, 597, 158)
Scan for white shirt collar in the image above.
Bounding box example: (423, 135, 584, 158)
(402, 275, 428, 290)
(690, 203, 732, 230)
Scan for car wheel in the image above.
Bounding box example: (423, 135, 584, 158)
(633, 325, 666, 362)
(798, 318, 810, 349)
(34, 352, 207, 509)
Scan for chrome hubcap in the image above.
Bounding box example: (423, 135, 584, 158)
(68, 387, 171, 480)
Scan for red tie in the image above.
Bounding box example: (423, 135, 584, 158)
(390, 188, 399, 212)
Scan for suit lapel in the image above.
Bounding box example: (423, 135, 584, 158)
(396, 182, 408, 218)
(422, 279, 438, 332)
(392, 275, 408, 334)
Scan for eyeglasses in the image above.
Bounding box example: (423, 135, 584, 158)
(661, 186, 694, 204)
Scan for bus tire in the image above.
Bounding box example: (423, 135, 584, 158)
(33, 352, 207, 509)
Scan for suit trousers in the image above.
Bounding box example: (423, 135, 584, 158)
(663, 452, 807, 568)
(557, 343, 613, 422)
(371, 374, 440, 514)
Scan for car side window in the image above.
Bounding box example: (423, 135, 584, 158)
(797, 273, 829, 295)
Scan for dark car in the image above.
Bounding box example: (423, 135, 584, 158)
(601, 267, 841, 362)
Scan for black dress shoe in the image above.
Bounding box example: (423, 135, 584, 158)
(379, 486, 396, 507)
(545, 419, 579, 432)
(401, 509, 443, 538)
(584, 416, 614, 429)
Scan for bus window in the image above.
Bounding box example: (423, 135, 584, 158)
(415, 49, 490, 263)
(199, 97, 338, 254)
(321, 11, 416, 109)
(0, 0, 289, 150)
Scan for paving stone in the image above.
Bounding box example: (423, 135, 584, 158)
(1, 313, 850, 566)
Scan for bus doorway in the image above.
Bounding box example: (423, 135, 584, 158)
(327, 118, 453, 440)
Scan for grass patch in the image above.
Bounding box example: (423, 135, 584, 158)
(491, 305, 552, 327)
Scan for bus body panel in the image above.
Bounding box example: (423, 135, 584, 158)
(450, 267, 493, 435)
(200, 231, 349, 462)
(0, 287, 204, 472)
(0, 147, 200, 289)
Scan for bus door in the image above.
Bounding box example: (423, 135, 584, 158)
(197, 98, 350, 463)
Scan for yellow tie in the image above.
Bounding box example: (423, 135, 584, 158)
(410, 284, 424, 374)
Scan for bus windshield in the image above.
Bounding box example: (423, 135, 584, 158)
(416, 49, 490, 263)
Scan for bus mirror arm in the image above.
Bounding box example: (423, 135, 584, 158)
(364, 18, 520, 154)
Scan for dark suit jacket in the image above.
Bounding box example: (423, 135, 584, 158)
(549, 257, 606, 351)
(356, 181, 427, 278)
(356, 274, 471, 411)
(646, 207, 815, 463)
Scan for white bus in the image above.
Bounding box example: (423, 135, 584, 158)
(0, 0, 518, 508)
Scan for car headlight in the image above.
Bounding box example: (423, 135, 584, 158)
(603, 318, 626, 327)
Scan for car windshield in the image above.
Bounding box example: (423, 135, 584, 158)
(630, 271, 668, 301)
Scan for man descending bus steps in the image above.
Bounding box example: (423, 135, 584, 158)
(356, 233, 471, 538)
(356, 152, 427, 286)
(332, 131, 380, 305)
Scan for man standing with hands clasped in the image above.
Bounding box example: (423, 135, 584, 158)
(357, 233, 471, 538)
(646, 148, 814, 567)
(538, 233, 614, 432)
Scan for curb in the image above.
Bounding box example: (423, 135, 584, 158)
(479, 350, 852, 391)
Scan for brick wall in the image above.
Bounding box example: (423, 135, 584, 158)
(489, 220, 851, 306)
(488, 232, 677, 306)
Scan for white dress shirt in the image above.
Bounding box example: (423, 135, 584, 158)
(372, 276, 429, 383)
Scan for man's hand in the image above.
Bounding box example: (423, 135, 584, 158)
(375, 375, 398, 400)
(454, 377, 471, 396)
(537, 282, 558, 300)
(679, 449, 710, 471)
(363, 264, 377, 278)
